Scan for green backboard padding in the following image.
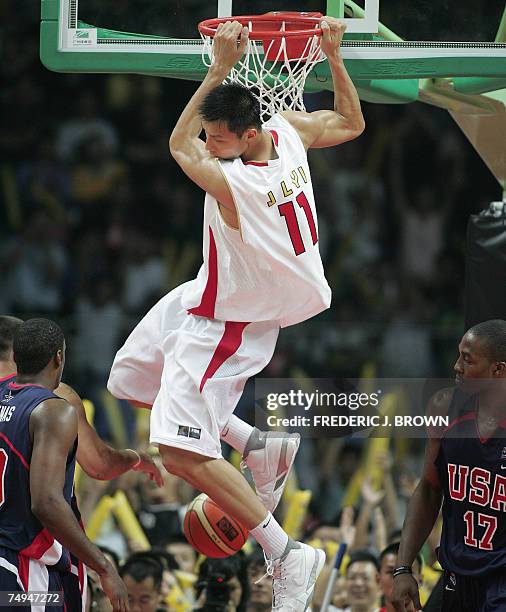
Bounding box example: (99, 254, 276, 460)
(40, 21, 506, 83)
(355, 78, 419, 104)
(41, 0, 58, 20)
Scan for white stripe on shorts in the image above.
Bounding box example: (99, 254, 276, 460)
(27, 558, 49, 612)
(0, 556, 24, 590)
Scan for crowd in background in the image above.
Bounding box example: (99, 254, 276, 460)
(1, 2, 503, 610)
(2, 3, 500, 388)
(80, 447, 441, 611)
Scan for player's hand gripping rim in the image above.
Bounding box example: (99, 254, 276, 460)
(211, 20, 249, 73)
(319, 15, 346, 58)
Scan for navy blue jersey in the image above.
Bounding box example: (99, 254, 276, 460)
(436, 390, 506, 576)
(0, 374, 77, 571)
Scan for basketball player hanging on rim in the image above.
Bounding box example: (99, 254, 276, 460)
(108, 17, 364, 610)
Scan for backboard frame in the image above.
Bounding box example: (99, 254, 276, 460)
(41, 0, 506, 104)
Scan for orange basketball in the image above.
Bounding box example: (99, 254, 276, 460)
(183, 493, 249, 558)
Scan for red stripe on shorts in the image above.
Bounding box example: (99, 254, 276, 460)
(78, 559, 85, 595)
(18, 554, 29, 591)
(188, 226, 218, 318)
(20, 528, 55, 560)
(200, 321, 250, 392)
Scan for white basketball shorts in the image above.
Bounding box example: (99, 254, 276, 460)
(107, 282, 279, 458)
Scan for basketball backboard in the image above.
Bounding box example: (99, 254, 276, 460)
(41, 0, 506, 95)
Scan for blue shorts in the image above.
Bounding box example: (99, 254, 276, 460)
(61, 555, 87, 612)
(442, 568, 506, 612)
(0, 547, 64, 611)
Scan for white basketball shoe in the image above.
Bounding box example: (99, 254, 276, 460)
(241, 428, 300, 512)
(266, 540, 325, 611)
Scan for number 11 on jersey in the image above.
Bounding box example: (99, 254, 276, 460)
(278, 191, 318, 256)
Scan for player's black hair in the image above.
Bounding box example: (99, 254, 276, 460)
(467, 319, 506, 362)
(379, 542, 423, 573)
(346, 550, 380, 573)
(13, 318, 64, 375)
(0, 316, 23, 360)
(120, 554, 163, 591)
(200, 83, 262, 136)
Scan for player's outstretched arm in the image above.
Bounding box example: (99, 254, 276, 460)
(169, 21, 248, 208)
(392, 388, 453, 610)
(56, 383, 163, 485)
(29, 399, 129, 612)
(282, 17, 365, 149)
(391, 437, 443, 612)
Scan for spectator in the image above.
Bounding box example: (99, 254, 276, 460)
(0, 210, 67, 314)
(389, 106, 463, 285)
(74, 275, 131, 441)
(246, 548, 271, 612)
(124, 550, 181, 612)
(336, 551, 380, 612)
(56, 91, 119, 162)
(17, 133, 71, 222)
(120, 554, 165, 612)
(379, 284, 435, 378)
(164, 536, 197, 575)
(121, 229, 165, 314)
(377, 543, 423, 612)
(70, 133, 127, 230)
(137, 461, 192, 545)
(195, 554, 250, 612)
(124, 100, 168, 180)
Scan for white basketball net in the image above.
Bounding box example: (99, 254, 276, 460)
(201, 20, 325, 121)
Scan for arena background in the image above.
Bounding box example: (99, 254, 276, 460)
(0, 1, 504, 609)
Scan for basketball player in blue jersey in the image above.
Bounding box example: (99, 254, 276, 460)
(109, 16, 364, 612)
(0, 317, 162, 484)
(0, 315, 162, 610)
(0, 318, 129, 612)
(392, 319, 506, 612)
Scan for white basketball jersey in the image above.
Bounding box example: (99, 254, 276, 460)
(181, 114, 331, 327)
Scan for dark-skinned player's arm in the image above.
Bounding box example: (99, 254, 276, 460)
(56, 383, 163, 486)
(282, 17, 365, 149)
(29, 399, 129, 612)
(391, 438, 442, 612)
(168, 21, 249, 211)
(391, 389, 452, 612)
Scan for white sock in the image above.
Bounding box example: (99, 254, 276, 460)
(221, 415, 253, 454)
(250, 512, 289, 559)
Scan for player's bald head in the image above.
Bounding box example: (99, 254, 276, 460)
(466, 319, 506, 362)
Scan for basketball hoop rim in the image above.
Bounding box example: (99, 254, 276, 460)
(198, 13, 323, 40)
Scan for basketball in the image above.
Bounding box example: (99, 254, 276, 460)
(183, 493, 248, 558)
